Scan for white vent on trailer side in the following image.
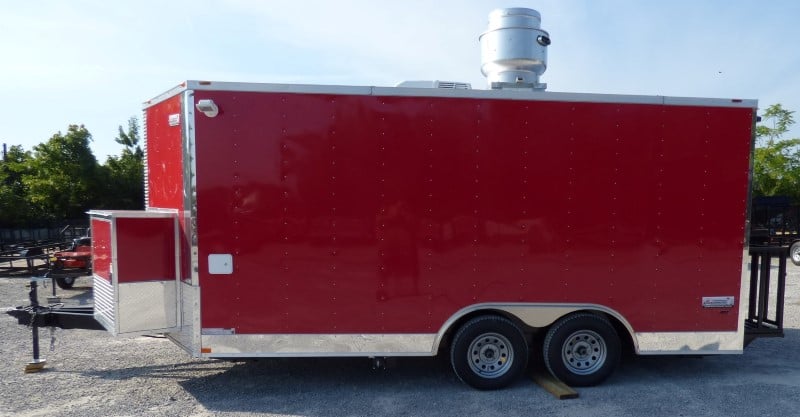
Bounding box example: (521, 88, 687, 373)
(396, 80, 472, 89)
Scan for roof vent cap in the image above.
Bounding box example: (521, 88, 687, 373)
(479, 8, 549, 90)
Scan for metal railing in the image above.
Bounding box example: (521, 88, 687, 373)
(0, 242, 71, 275)
(745, 245, 789, 345)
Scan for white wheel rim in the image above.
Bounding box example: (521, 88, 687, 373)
(561, 329, 607, 375)
(467, 332, 514, 378)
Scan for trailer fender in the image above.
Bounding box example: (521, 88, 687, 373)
(432, 303, 637, 354)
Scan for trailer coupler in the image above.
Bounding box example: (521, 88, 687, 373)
(5, 278, 104, 373)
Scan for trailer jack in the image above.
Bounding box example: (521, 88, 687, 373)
(5, 278, 105, 373)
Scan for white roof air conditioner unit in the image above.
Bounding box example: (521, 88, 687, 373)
(396, 80, 472, 89)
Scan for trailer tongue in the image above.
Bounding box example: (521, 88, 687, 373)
(6, 278, 104, 373)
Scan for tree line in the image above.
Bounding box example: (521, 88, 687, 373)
(753, 104, 800, 200)
(0, 104, 798, 228)
(0, 117, 143, 227)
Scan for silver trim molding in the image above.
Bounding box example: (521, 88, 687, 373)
(142, 109, 149, 207)
(117, 281, 178, 334)
(202, 334, 437, 357)
(144, 80, 757, 110)
(636, 332, 743, 355)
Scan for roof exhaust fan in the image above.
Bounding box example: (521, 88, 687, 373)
(479, 8, 550, 90)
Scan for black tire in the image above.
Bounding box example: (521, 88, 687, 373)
(55, 276, 76, 289)
(790, 241, 800, 266)
(543, 313, 620, 387)
(450, 315, 528, 390)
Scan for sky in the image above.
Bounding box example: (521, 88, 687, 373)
(1, 0, 799, 160)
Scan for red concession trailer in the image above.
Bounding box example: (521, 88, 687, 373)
(6, 7, 787, 390)
(86, 79, 761, 389)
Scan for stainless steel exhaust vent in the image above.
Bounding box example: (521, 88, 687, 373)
(479, 8, 550, 90)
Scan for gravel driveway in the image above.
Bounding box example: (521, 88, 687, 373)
(2, 265, 799, 417)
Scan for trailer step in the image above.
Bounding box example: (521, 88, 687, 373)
(530, 370, 579, 400)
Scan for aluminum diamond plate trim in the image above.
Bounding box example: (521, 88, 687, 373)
(117, 281, 177, 334)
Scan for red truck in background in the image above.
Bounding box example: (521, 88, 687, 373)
(49, 236, 92, 289)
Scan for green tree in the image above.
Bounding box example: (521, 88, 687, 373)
(23, 125, 100, 221)
(753, 104, 800, 200)
(98, 117, 144, 209)
(0, 145, 35, 226)
(756, 104, 795, 143)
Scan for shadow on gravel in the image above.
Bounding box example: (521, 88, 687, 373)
(9, 328, 796, 416)
(73, 360, 235, 381)
(613, 328, 800, 384)
(170, 329, 800, 415)
(177, 356, 488, 416)
(54, 284, 94, 305)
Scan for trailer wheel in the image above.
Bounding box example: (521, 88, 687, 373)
(55, 276, 76, 289)
(790, 241, 800, 266)
(450, 315, 528, 390)
(543, 313, 620, 387)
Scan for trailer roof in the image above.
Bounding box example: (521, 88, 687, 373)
(143, 80, 758, 109)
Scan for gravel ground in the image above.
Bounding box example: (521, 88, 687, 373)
(2, 265, 800, 417)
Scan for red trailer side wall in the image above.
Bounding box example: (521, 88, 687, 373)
(144, 94, 189, 281)
(91, 217, 112, 282)
(115, 217, 176, 283)
(192, 91, 753, 334)
(145, 94, 184, 210)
